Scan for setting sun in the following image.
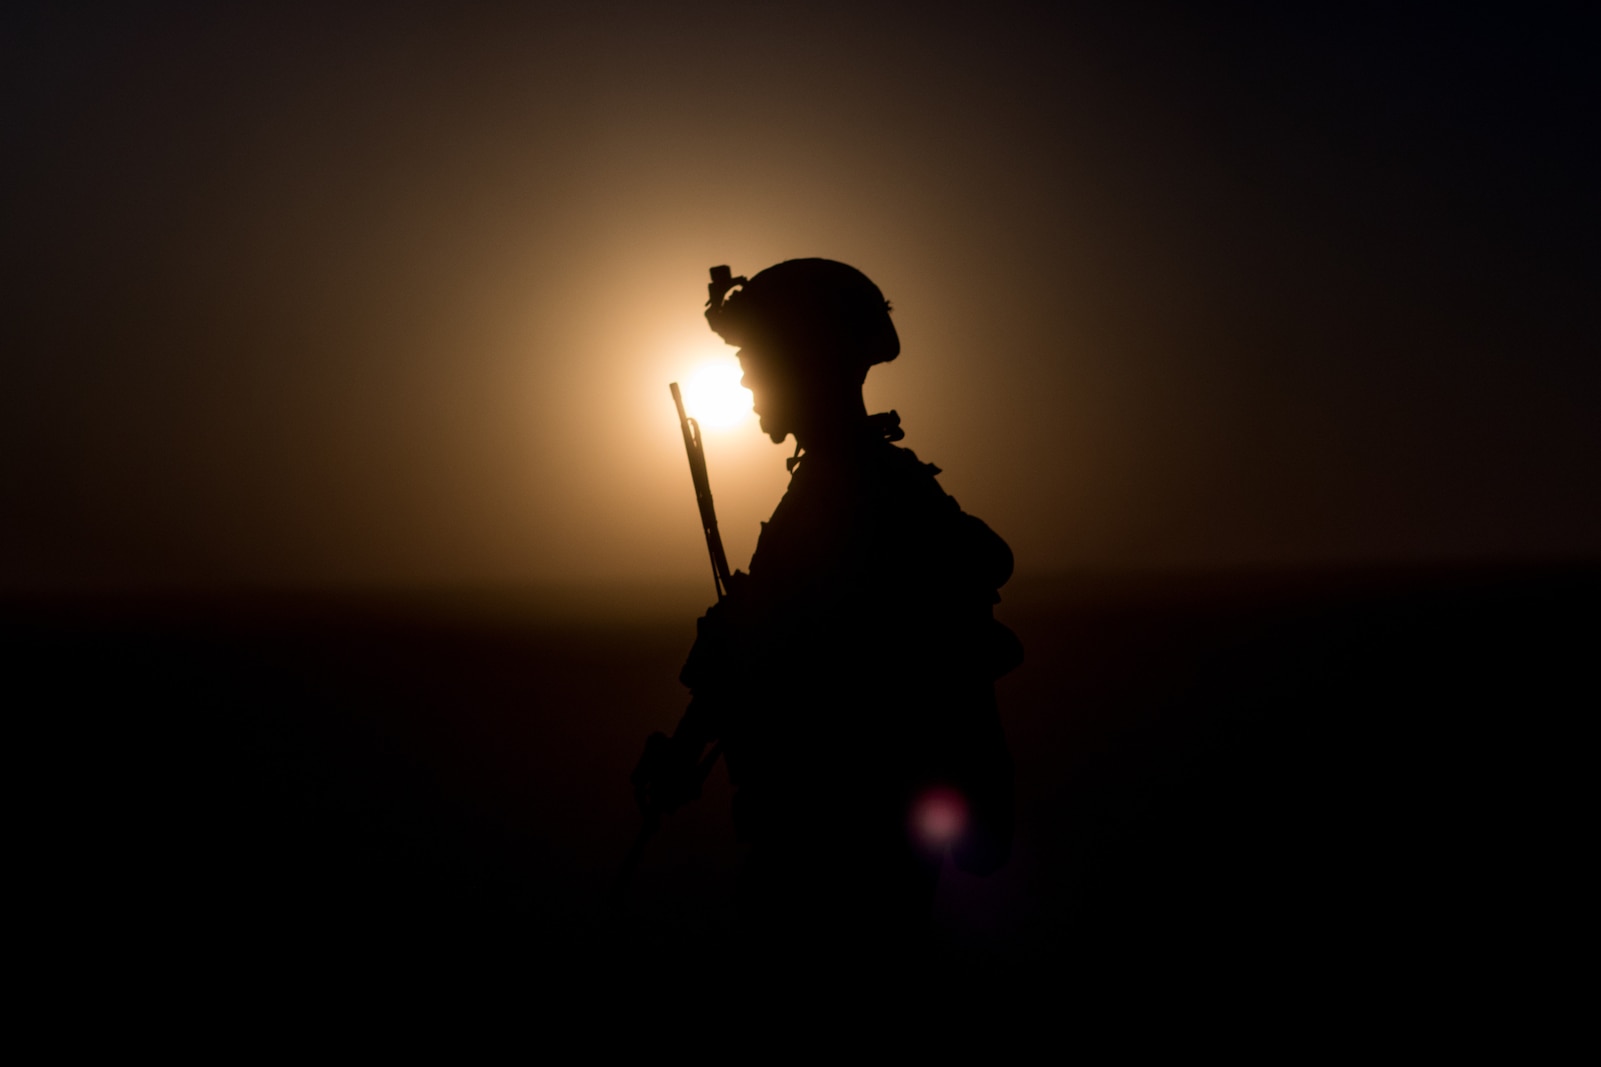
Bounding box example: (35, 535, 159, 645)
(680, 361, 754, 430)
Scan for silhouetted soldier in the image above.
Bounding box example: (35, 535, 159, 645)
(633, 259, 1021, 960)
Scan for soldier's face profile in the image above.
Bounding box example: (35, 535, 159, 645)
(738, 341, 864, 446)
(738, 347, 793, 441)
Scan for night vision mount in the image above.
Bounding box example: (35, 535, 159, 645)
(704, 264, 746, 343)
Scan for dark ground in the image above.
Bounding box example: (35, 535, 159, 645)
(9, 565, 1592, 1006)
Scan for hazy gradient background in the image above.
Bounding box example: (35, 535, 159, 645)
(6, 1, 1596, 591)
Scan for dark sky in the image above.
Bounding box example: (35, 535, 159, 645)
(4, 1, 1596, 590)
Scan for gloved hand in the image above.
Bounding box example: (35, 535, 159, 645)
(630, 731, 706, 814)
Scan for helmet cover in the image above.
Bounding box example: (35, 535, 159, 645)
(705, 259, 899, 373)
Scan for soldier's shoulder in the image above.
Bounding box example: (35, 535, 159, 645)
(878, 444, 1014, 586)
(874, 442, 948, 493)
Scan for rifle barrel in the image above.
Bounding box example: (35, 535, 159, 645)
(670, 382, 732, 601)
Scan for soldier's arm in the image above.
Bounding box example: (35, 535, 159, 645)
(631, 590, 747, 814)
(671, 693, 722, 749)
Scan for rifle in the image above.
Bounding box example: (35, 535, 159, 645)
(670, 380, 733, 603)
(608, 381, 731, 906)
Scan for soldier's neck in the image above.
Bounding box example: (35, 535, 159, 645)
(792, 395, 872, 457)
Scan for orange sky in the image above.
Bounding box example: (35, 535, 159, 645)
(4, 3, 1596, 590)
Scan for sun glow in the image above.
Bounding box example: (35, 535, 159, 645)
(680, 360, 753, 430)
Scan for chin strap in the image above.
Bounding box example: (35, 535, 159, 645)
(786, 439, 803, 473)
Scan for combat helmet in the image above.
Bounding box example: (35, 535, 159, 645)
(704, 259, 899, 378)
